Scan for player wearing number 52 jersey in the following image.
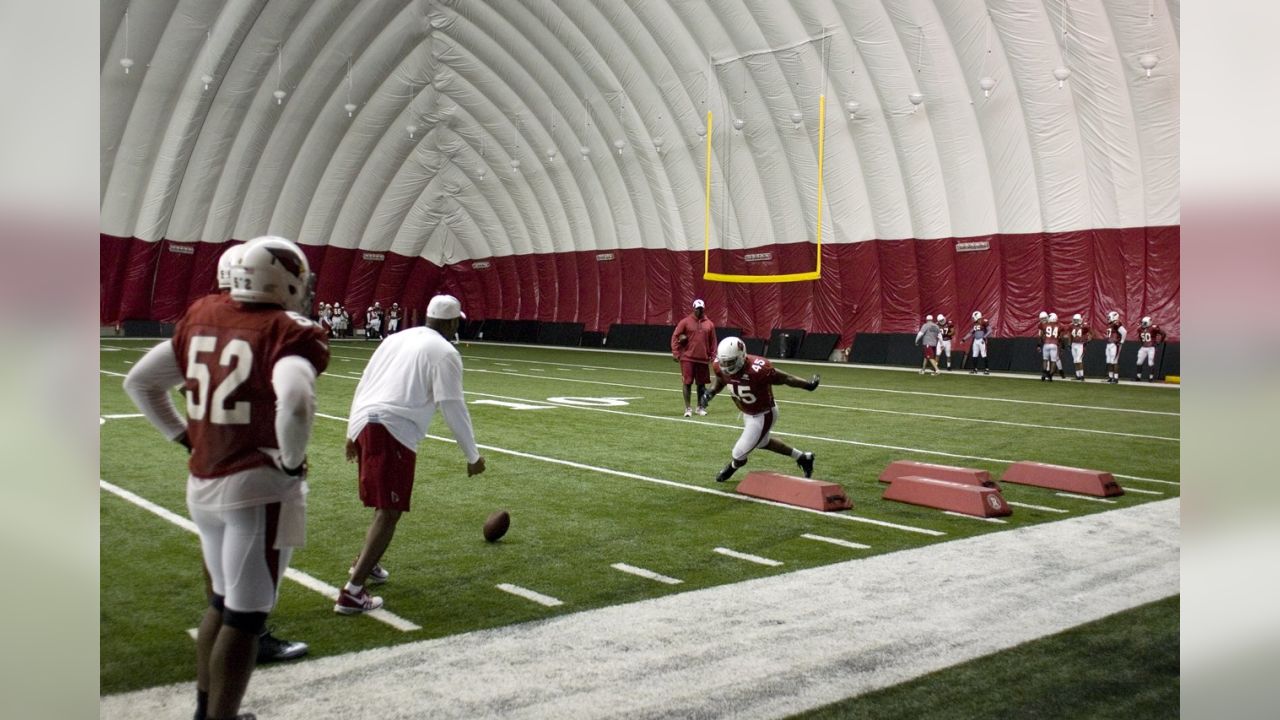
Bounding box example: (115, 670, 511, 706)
(703, 337, 820, 483)
(124, 236, 327, 720)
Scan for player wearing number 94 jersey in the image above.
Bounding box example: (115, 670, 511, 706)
(123, 236, 328, 720)
(703, 337, 820, 483)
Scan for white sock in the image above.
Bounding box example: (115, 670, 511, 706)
(790, 448, 803, 460)
(344, 582, 362, 594)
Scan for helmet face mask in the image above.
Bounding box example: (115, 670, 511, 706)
(937, 314, 945, 323)
(216, 243, 249, 290)
(1141, 316, 1152, 327)
(717, 337, 747, 375)
(1072, 313, 1082, 325)
(230, 236, 314, 314)
(972, 311, 982, 321)
(1108, 311, 1120, 323)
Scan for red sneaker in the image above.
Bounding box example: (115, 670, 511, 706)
(334, 587, 384, 615)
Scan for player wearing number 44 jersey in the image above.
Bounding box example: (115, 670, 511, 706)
(124, 236, 326, 720)
(703, 337, 819, 483)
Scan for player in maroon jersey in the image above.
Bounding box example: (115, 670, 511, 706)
(1134, 316, 1167, 382)
(671, 299, 718, 416)
(1103, 311, 1127, 384)
(1038, 312, 1064, 381)
(962, 311, 992, 374)
(936, 314, 955, 370)
(1067, 313, 1092, 381)
(702, 337, 820, 483)
(124, 237, 327, 720)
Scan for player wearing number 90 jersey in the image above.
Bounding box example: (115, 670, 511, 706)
(704, 337, 820, 483)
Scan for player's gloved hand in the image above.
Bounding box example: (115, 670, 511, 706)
(174, 431, 193, 454)
(805, 374, 821, 391)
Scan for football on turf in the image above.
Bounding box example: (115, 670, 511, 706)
(483, 510, 510, 542)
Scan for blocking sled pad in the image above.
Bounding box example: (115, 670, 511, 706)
(1000, 461, 1124, 497)
(735, 472, 853, 511)
(882, 476, 1012, 518)
(878, 460, 995, 487)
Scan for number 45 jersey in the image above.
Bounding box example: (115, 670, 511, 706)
(712, 354, 783, 416)
(172, 295, 330, 479)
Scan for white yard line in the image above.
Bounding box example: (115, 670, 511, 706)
(464, 368, 1177, 442)
(1122, 487, 1165, 496)
(942, 511, 1008, 524)
(311, 412, 946, 536)
(100, 369, 128, 378)
(100, 499, 1180, 720)
(496, 583, 564, 607)
(1055, 492, 1119, 504)
(99, 480, 421, 632)
(611, 563, 683, 585)
(800, 533, 871, 550)
(457, 388, 1179, 487)
(714, 547, 783, 567)
(1005, 501, 1069, 514)
(101, 413, 144, 420)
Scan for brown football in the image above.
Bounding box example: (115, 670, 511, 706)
(483, 510, 510, 542)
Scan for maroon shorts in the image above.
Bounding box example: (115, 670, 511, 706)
(681, 359, 710, 385)
(356, 423, 417, 512)
(923, 346, 937, 359)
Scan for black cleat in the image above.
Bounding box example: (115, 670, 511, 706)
(796, 452, 815, 479)
(715, 463, 738, 483)
(257, 629, 308, 663)
(805, 374, 821, 391)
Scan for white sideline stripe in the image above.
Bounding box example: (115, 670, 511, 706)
(457, 388, 1179, 488)
(1122, 487, 1164, 496)
(464, 368, 1178, 442)
(497, 583, 564, 607)
(1005, 501, 1069, 514)
(942, 511, 1009, 524)
(98, 500, 1180, 720)
(611, 563, 683, 585)
(800, 533, 871, 550)
(99, 480, 421, 632)
(453, 348, 1180, 415)
(100, 369, 128, 378)
(1055, 492, 1119, 504)
(714, 547, 783, 566)
(187, 628, 198, 641)
(310, 412, 945, 536)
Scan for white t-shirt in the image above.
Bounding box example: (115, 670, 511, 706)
(346, 326, 479, 462)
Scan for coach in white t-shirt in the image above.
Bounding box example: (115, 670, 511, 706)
(336, 294, 486, 615)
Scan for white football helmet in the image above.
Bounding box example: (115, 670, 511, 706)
(1048, 312, 1058, 323)
(717, 336, 747, 374)
(937, 314, 946, 323)
(1072, 313, 1082, 324)
(972, 311, 982, 321)
(1107, 310, 1120, 323)
(215, 243, 250, 290)
(926, 314, 934, 322)
(1141, 316, 1151, 327)
(1038, 311, 1048, 321)
(230, 236, 315, 313)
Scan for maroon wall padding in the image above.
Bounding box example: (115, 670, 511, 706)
(100, 227, 1181, 341)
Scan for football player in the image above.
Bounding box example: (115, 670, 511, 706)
(703, 337, 819, 483)
(936, 314, 954, 370)
(671, 299, 718, 416)
(1067, 314, 1092, 381)
(387, 302, 401, 334)
(1038, 312, 1062, 381)
(1104, 311, 1126, 384)
(123, 237, 327, 720)
(962, 311, 992, 374)
(1135, 316, 1167, 382)
(915, 315, 941, 375)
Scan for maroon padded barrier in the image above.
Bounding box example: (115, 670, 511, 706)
(101, 228, 1181, 343)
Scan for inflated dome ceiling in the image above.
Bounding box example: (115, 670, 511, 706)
(101, 0, 1180, 339)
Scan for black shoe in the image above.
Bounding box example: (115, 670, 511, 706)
(983, 369, 990, 375)
(1046, 374, 1053, 382)
(1059, 370, 1066, 378)
(257, 629, 308, 663)
(715, 463, 738, 483)
(969, 369, 977, 374)
(1147, 377, 1156, 382)
(796, 452, 815, 478)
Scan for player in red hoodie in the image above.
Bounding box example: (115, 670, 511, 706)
(671, 299, 718, 417)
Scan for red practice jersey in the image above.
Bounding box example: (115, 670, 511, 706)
(1038, 323, 1062, 343)
(1106, 321, 1124, 344)
(940, 321, 955, 340)
(713, 354, 781, 415)
(172, 299, 330, 479)
(1068, 323, 1092, 343)
(1137, 325, 1166, 347)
